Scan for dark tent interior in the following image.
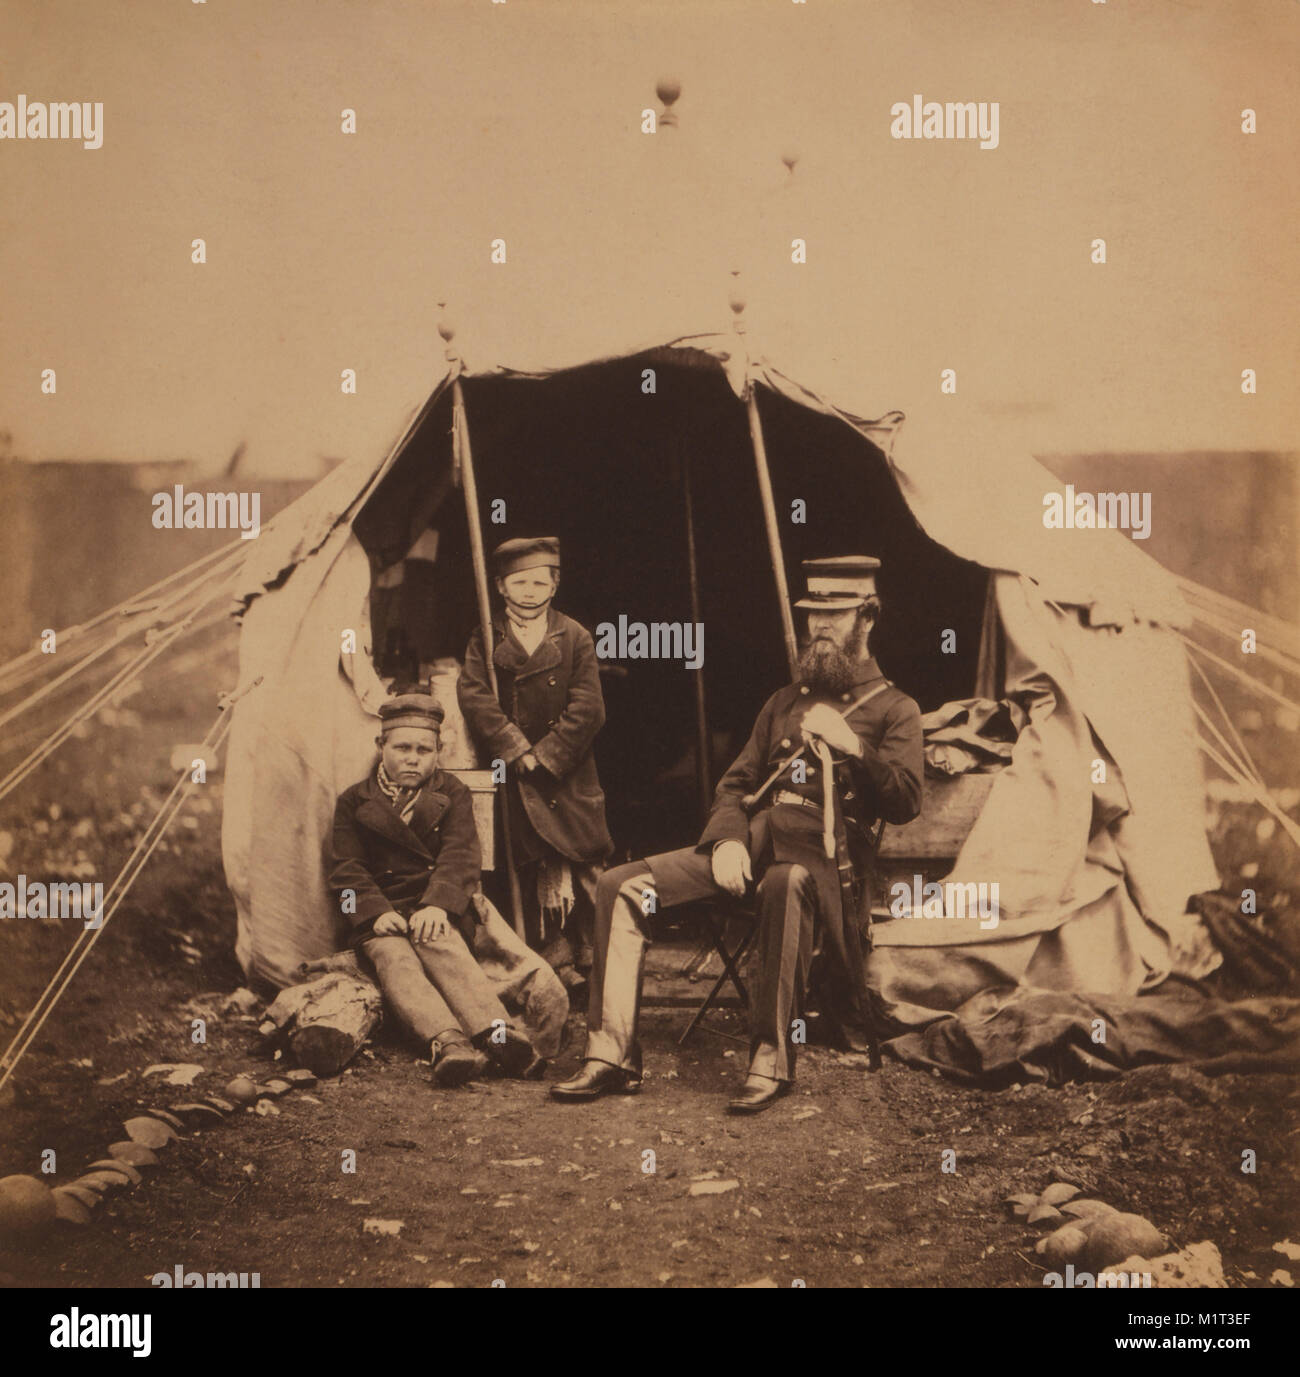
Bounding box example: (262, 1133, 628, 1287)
(354, 353, 989, 865)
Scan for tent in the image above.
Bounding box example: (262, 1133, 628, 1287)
(221, 322, 1221, 1019)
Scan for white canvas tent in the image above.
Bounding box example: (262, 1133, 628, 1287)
(221, 321, 1221, 1011)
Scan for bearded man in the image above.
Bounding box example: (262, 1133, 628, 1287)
(551, 556, 924, 1114)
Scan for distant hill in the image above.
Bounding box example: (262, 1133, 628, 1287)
(0, 459, 316, 657)
(1038, 452, 1298, 622)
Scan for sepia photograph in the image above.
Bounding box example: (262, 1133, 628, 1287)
(0, 0, 1297, 1340)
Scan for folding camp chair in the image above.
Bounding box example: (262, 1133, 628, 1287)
(677, 816, 888, 1045)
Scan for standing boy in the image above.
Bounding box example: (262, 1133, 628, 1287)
(458, 538, 613, 981)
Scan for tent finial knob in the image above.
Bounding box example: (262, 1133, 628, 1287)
(437, 312, 456, 345)
(656, 76, 681, 128)
(728, 271, 747, 330)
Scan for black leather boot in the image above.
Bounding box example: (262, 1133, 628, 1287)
(549, 1060, 641, 1101)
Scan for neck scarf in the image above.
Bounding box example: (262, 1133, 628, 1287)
(376, 759, 422, 824)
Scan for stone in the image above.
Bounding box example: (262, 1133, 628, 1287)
(224, 1076, 258, 1104)
(55, 1184, 100, 1209)
(688, 1179, 739, 1197)
(107, 1142, 160, 1168)
(123, 1116, 177, 1149)
(169, 1102, 225, 1127)
(1111, 1241, 1226, 1289)
(222, 987, 262, 1016)
(0, 1175, 57, 1236)
(1036, 1225, 1089, 1266)
(1083, 1212, 1166, 1271)
(143, 1108, 186, 1131)
(1060, 1198, 1117, 1222)
(74, 1171, 132, 1194)
(52, 1188, 93, 1226)
(85, 1159, 141, 1186)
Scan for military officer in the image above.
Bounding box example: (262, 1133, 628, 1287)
(458, 538, 613, 979)
(551, 556, 924, 1114)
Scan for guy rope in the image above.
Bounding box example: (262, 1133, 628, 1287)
(0, 677, 262, 1093)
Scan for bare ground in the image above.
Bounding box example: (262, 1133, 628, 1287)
(1, 689, 1297, 1289)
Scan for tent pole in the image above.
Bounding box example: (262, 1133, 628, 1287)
(743, 387, 799, 679)
(680, 441, 712, 824)
(452, 376, 527, 940)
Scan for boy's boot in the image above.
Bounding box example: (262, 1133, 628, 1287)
(472, 1025, 537, 1077)
(430, 1034, 488, 1087)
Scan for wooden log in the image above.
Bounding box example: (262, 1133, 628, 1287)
(262, 970, 383, 1077)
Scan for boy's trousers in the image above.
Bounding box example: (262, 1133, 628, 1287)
(361, 929, 511, 1046)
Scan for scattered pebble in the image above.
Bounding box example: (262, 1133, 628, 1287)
(362, 1218, 404, 1236)
(689, 1179, 739, 1197)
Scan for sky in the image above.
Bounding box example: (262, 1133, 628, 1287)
(1, 0, 1297, 475)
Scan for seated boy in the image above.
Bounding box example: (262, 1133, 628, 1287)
(328, 689, 538, 1086)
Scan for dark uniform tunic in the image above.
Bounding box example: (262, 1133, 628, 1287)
(457, 606, 613, 865)
(328, 768, 481, 945)
(654, 657, 924, 924)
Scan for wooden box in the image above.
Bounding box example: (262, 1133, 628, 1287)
(444, 769, 497, 871)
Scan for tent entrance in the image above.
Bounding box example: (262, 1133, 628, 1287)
(359, 356, 989, 862)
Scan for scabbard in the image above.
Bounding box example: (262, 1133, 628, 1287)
(826, 771, 882, 1069)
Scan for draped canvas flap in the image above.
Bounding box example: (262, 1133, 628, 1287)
(1039, 603, 1220, 973)
(225, 528, 379, 986)
(876, 574, 1126, 947)
(869, 572, 1212, 1022)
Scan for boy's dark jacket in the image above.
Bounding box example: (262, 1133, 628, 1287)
(458, 606, 612, 864)
(328, 767, 481, 944)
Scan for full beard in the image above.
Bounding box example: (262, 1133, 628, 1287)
(797, 623, 870, 696)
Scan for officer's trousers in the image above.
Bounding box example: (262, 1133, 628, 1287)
(583, 851, 819, 1082)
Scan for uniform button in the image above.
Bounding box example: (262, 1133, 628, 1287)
(799, 686, 810, 696)
(807, 767, 817, 777)
(548, 719, 558, 728)
(548, 676, 557, 686)
(841, 693, 851, 702)
(780, 737, 792, 750)
(548, 799, 557, 809)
